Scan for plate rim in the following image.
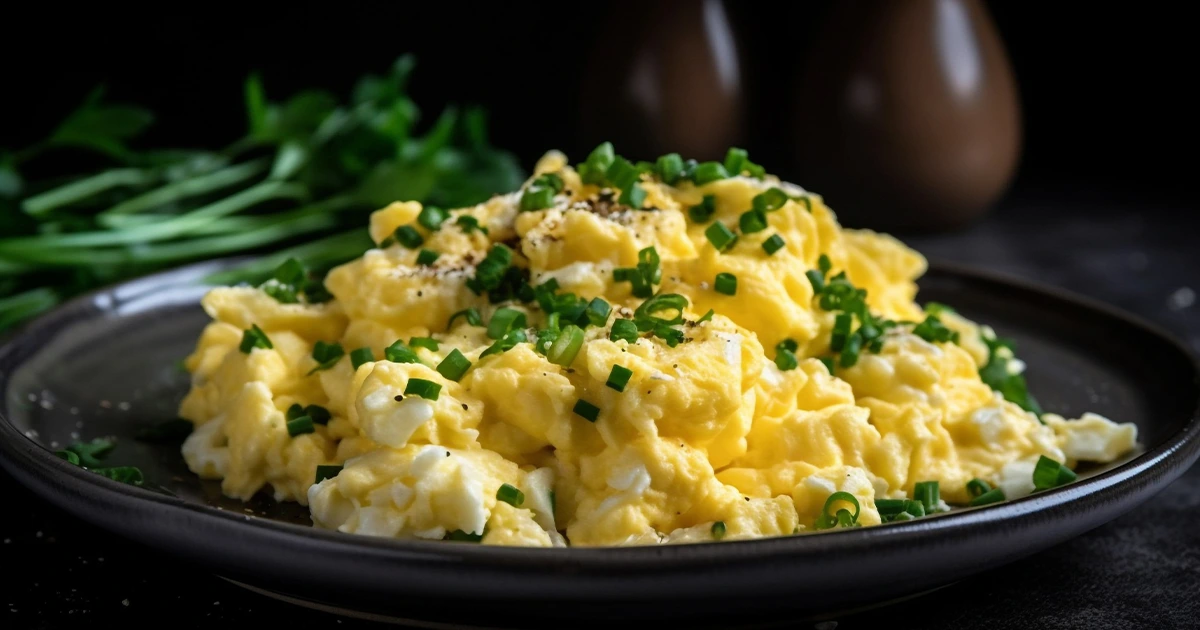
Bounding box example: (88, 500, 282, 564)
(1, 256, 1197, 593)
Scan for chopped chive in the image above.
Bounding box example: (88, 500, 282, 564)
(306, 405, 332, 425)
(839, 333, 863, 368)
(239, 324, 273, 353)
(704, 222, 738, 252)
(585, 298, 612, 327)
(912, 315, 960, 345)
(777, 338, 799, 353)
(579, 142, 615, 185)
(656, 153, 684, 184)
(831, 313, 853, 352)
(520, 185, 556, 211)
(966, 478, 992, 499)
(573, 399, 600, 422)
(410, 337, 440, 351)
(393, 225, 424, 249)
(286, 403, 306, 421)
(416, 249, 440, 266)
(697, 309, 715, 323)
(751, 188, 789, 214)
(610, 319, 639, 343)
(969, 487, 1006, 506)
(466, 244, 514, 295)
(692, 161, 729, 185)
(762, 234, 786, 256)
(606, 365, 633, 392)
(913, 481, 940, 514)
(436, 349, 472, 382)
(496, 483, 525, 507)
(806, 270, 825, 293)
(91, 466, 144, 485)
(486, 307, 527, 340)
(1032, 455, 1077, 490)
(634, 293, 688, 326)
(448, 307, 483, 328)
(688, 194, 717, 223)
(775, 348, 799, 371)
(739, 210, 767, 234)
(56, 449, 81, 466)
(307, 340, 345, 375)
(287, 415, 315, 437)
(350, 347, 375, 370)
(273, 258, 307, 285)
(723, 147, 748, 176)
(714, 272, 738, 296)
(620, 183, 647, 208)
(417, 205, 447, 231)
(547, 324, 584, 366)
(711, 520, 727, 540)
(814, 491, 861, 530)
(532, 172, 564, 193)
(455, 215, 487, 235)
(404, 378, 442, 401)
(480, 329, 527, 358)
(384, 340, 422, 364)
(924, 302, 956, 316)
(315, 464, 343, 484)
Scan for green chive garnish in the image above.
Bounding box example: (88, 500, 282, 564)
(520, 186, 556, 212)
(315, 464, 343, 484)
(966, 478, 992, 499)
(404, 378, 442, 401)
(610, 319, 639, 343)
(969, 488, 1006, 506)
(692, 161, 728, 185)
(448, 307, 484, 329)
(620, 183, 647, 208)
(306, 405, 332, 425)
(417, 205, 447, 231)
(688, 194, 717, 223)
(350, 347, 374, 370)
(705, 222, 738, 252)
(307, 340, 345, 375)
(839, 333, 863, 368)
(393, 225, 424, 249)
(384, 340, 421, 364)
(585, 298, 612, 327)
(711, 521, 727, 540)
(714, 272, 738, 296)
(775, 348, 799, 371)
(487, 307, 527, 340)
(656, 153, 684, 185)
(455, 215, 487, 235)
(912, 315, 960, 344)
(416, 249, 440, 266)
(913, 481, 940, 514)
(287, 415, 315, 437)
(831, 313, 853, 352)
(751, 188, 789, 214)
(814, 491, 861, 530)
(239, 324, 273, 353)
(723, 147, 748, 176)
(547, 324, 585, 366)
(436, 349, 472, 382)
(1032, 455, 1077, 490)
(286, 403, 306, 421)
(480, 329, 527, 358)
(496, 483, 525, 507)
(578, 142, 615, 185)
(762, 234, 786, 256)
(739, 210, 767, 234)
(697, 309, 715, 323)
(606, 365, 633, 392)
(410, 337, 439, 351)
(573, 399, 600, 422)
(819, 356, 835, 374)
(777, 338, 799, 353)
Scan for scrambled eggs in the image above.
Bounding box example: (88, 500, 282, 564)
(179, 146, 1138, 546)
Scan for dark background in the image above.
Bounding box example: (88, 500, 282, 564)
(3, 2, 1199, 629)
(1, 1, 1195, 209)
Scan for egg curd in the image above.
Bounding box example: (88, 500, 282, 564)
(178, 145, 1138, 546)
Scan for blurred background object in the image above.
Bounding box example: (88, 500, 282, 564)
(581, 0, 744, 160)
(792, 0, 1020, 231)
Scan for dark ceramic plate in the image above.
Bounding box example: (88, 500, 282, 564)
(1, 259, 1197, 628)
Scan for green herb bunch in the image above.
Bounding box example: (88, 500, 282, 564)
(0, 56, 524, 333)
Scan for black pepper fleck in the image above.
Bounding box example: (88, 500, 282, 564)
(462, 403, 468, 410)
(394, 395, 404, 402)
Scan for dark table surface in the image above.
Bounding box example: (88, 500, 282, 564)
(3, 194, 1198, 629)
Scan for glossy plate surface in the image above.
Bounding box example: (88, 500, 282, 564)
(1, 259, 1197, 627)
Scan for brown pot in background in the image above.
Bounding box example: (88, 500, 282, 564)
(793, 0, 1021, 232)
(580, 0, 744, 161)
